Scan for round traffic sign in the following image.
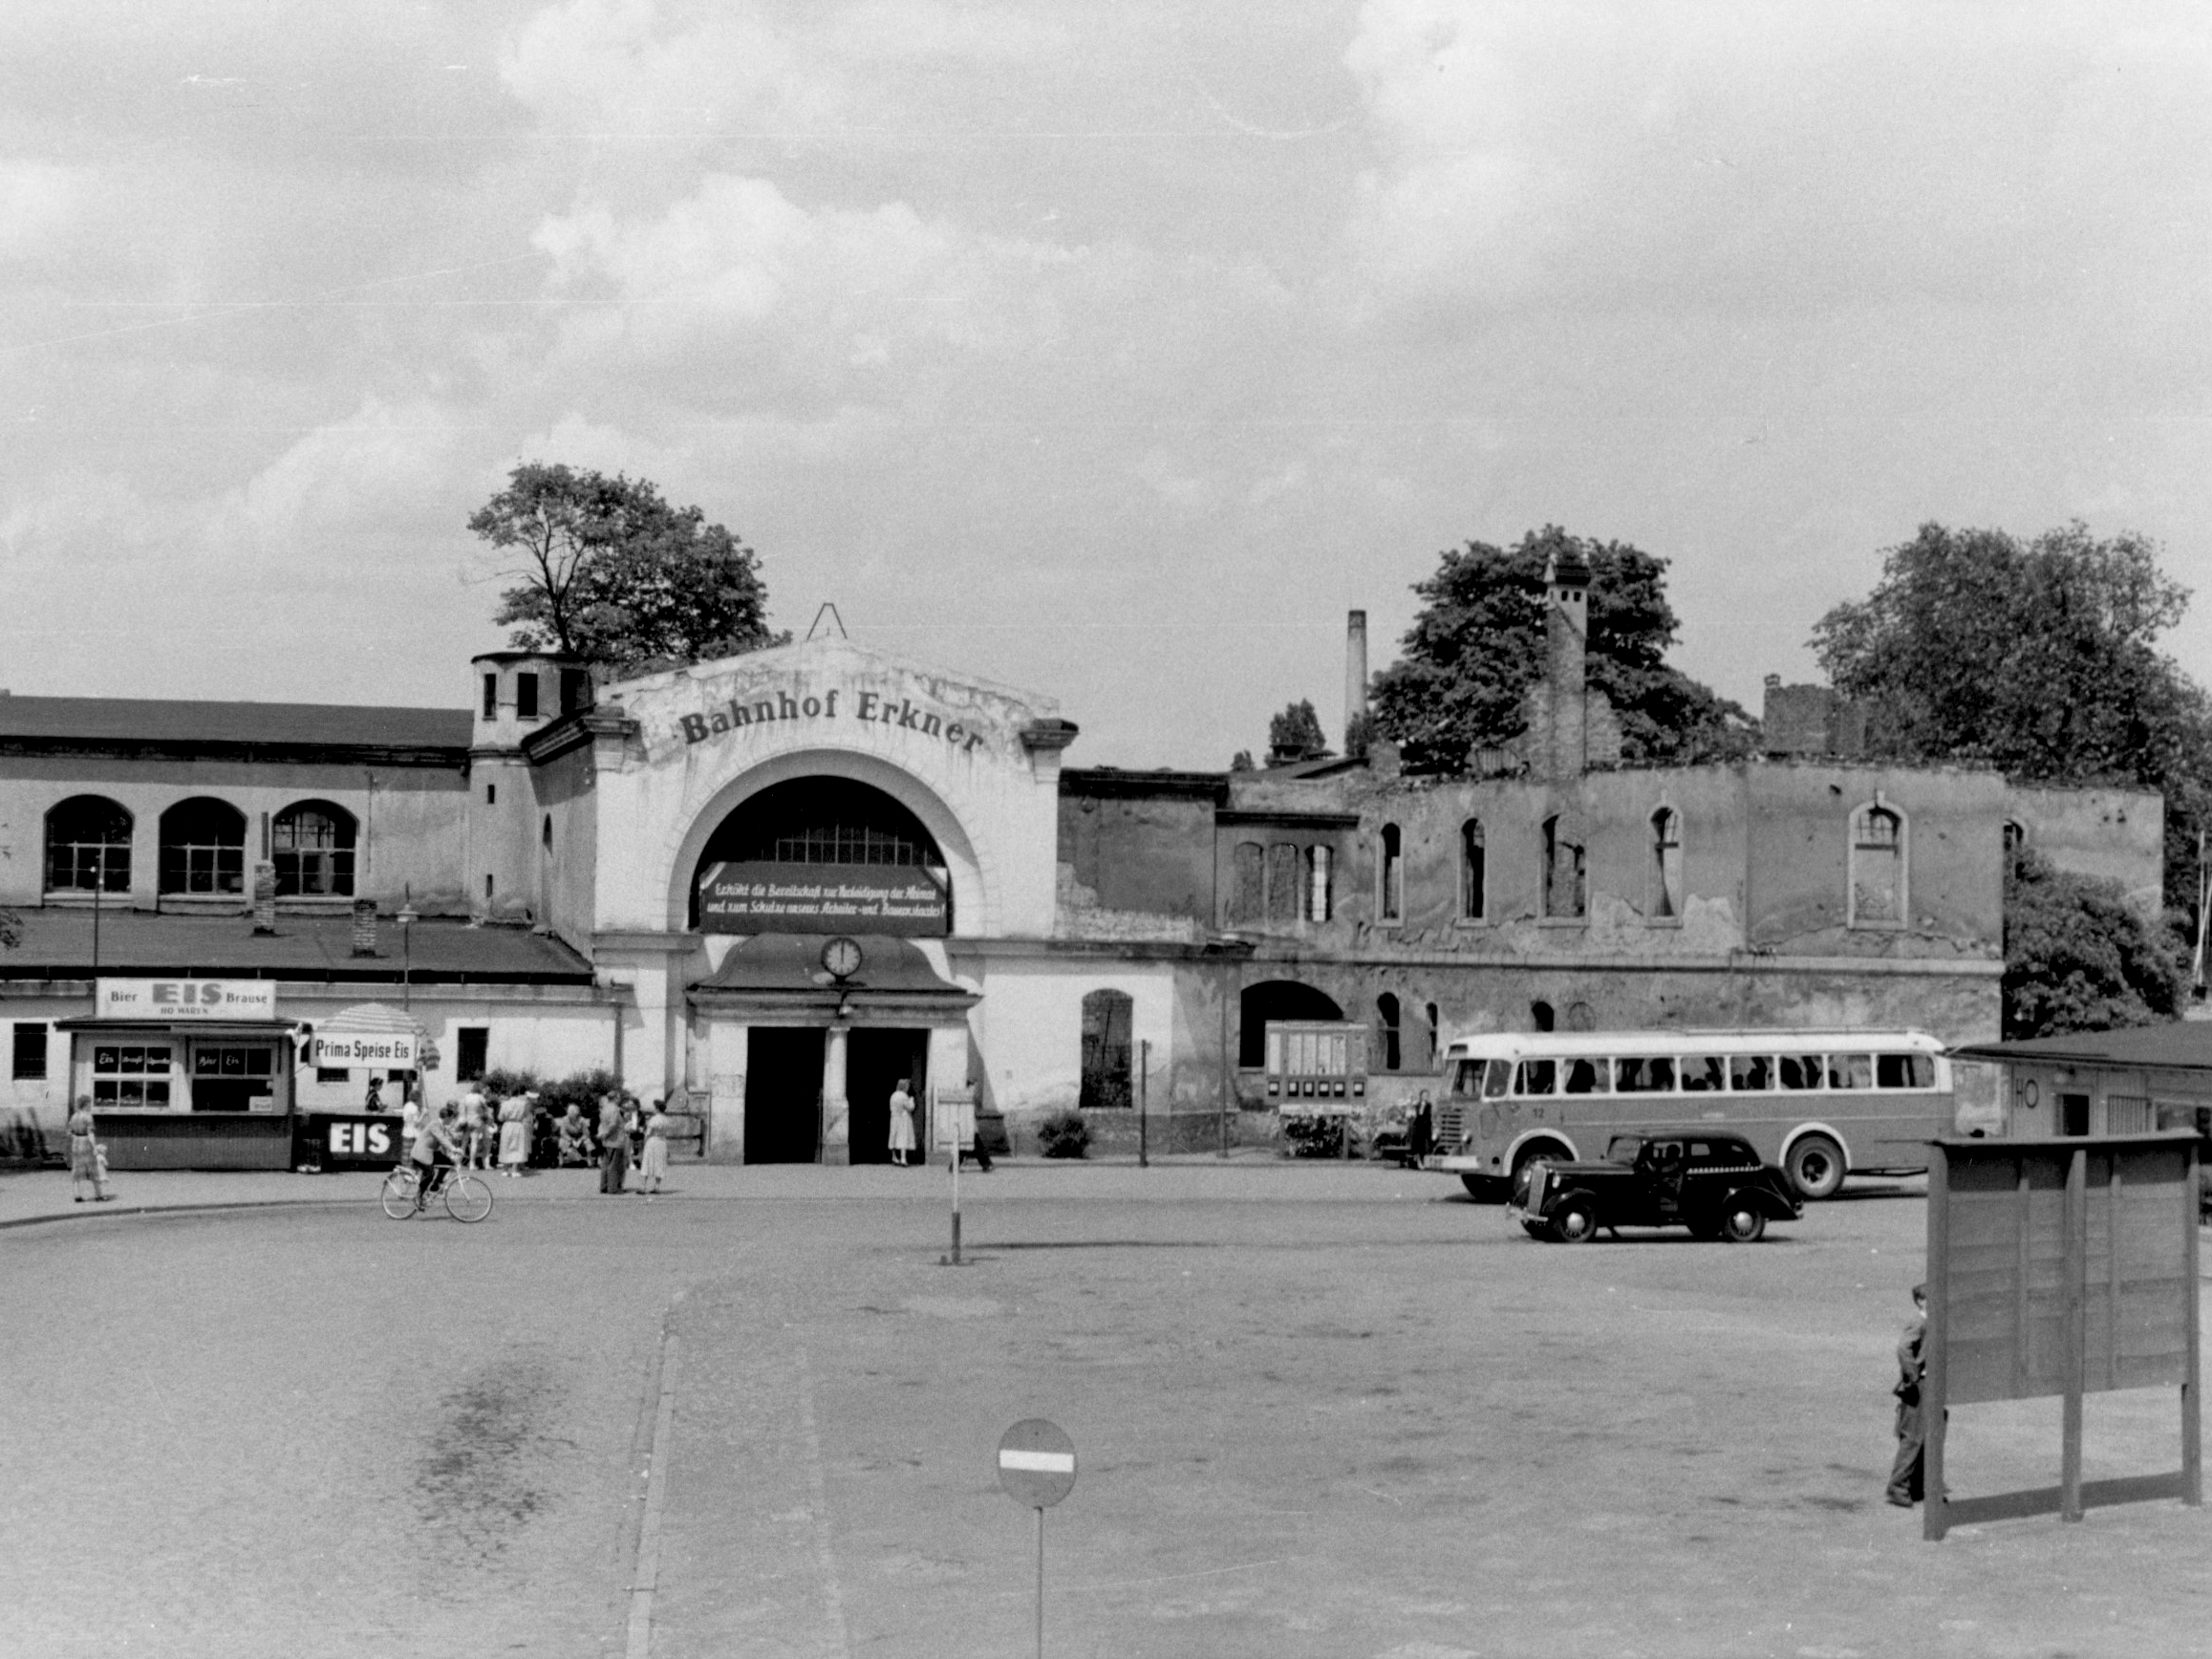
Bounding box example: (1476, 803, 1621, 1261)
(997, 1418, 1076, 1508)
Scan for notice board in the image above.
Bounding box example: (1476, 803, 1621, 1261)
(1923, 1132, 2201, 1540)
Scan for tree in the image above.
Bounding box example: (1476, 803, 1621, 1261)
(2003, 850, 2187, 1039)
(1812, 520, 2212, 916)
(1368, 526, 1756, 773)
(468, 463, 785, 675)
(1266, 700, 1329, 765)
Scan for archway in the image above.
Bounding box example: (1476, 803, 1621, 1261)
(686, 775, 951, 935)
(1237, 980, 1344, 1068)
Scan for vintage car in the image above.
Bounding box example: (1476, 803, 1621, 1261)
(1507, 1130, 1804, 1242)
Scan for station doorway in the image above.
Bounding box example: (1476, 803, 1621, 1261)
(847, 1028, 929, 1165)
(744, 1027, 826, 1163)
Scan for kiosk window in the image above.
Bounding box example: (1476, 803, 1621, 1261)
(92, 1045, 174, 1108)
(12, 1023, 48, 1080)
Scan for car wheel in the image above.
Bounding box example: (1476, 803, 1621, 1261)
(1461, 1174, 1491, 1198)
(1550, 1195, 1599, 1243)
(1719, 1204, 1767, 1243)
(1785, 1134, 1846, 1201)
(1521, 1220, 1548, 1239)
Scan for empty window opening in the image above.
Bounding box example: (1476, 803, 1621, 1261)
(1080, 989, 1135, 1110)
(1306, 845, 1333, 922)
(542, 814, 553, 851)
(1541, 816, 1585, 919)
(1376, 993, 1402, 1071)
(1231, 842, 1264, 925)
(12, 1023, 49, 1081)
(1850, 804, 1905, 927)
(482, 673, 499, 718)
(515, 672, 540, 720)
(1266, 843, 1301, 924)
(1531, 1000, 1556, 1033)
(272, 802, 356, 896)
(485, 784, 497, 805)
(1379, 824, 1403, 921)
(1460, 819, 1485, 919)
(1650, 808, 1682, 919)
(1425, 1001, 1441, 1068)
(45, 796, 132, 894)
(456, 1026, 489, 1082)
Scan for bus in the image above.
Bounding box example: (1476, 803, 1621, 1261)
(1432, 1028, 1954, 1200)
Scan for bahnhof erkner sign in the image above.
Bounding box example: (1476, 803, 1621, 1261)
(0, 567, 2169, 1171)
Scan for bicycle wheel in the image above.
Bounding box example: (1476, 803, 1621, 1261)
(443, 1172, 494, 1223)
(379, 1169, 419, 1219)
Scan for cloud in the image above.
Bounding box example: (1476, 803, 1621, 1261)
(0, 160, 78, 262)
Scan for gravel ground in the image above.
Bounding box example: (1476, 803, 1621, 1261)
(4, 1163, 2209, 1658)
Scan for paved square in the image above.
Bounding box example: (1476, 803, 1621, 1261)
(4, 1164, 2208, 1657)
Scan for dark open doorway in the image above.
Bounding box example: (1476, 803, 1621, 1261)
(745, 1026, 826, 1163)
(847, 1028, 929, 1164)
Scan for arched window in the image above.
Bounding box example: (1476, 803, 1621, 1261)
(1231, 841, 1264, 924)
(1531, 1000, 1556, 1033)
(1649, 807, 1683, 919)
(1266, 843, 1301, 923)
(1424, 1001, 1441, 1068)
(1542, 816, 1585, 919)
(1379, 824, 1404, 921)
(691, 776, 951, 933)
(1079, 989, 1134, 1110)
(2003, 819, 2028, 857)
(1850, 803, 1906, 928)
(45, 796, 132, 894)
(1460, 819, 1485, 920)
(159, 799, 246, 895)
(272, 801, 356, 896)
(1237, 980, 1344, 1068)
(1305, 845, 1333, 922)
(1375, 993, 1402, 1071)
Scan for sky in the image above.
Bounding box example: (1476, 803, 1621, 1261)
(2, 1, 2206, 768)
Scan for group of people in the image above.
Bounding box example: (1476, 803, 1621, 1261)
(587, 1092, 676, 1196)
(359, 1075, 676, 1195)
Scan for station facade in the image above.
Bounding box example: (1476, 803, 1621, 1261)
(0, 561, 2167, 1167)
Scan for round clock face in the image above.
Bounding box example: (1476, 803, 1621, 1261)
(821, 936, 864, 980)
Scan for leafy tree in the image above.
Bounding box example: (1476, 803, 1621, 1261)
(1369, 526, 1756, 773)
(1812, 520, 2212, 915)
(2003, 850, 2187, 1039)
(469, 463, 785, 675)
(1229, 749, 1256, 772)
(1266, 699, 1330, 765)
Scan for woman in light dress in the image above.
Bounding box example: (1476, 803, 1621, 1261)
(67, 1094, 111, 1203)
(887, 1078, 917, 1167)
(638, 1101, 672, 1196)
(496, 1090, 534, 1177)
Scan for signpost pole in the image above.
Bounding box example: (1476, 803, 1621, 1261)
(1034, 1505, 1045, 1659)
(951, 1116, 962, 1265)
(2062, 1145, 2087, 1522)
(1138, 1039, 1149, 1169)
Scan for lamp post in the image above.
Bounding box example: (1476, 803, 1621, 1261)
(397, 901, 419, 1011)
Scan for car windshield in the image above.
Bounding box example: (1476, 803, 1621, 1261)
(1605, 1135, 1644, 1164)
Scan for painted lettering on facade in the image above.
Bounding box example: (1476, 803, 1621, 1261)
(698, 860, 950, 937)
(671, 684, 985, 756)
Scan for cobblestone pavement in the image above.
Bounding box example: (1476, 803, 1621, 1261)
(6, 1163, 2211, 1658)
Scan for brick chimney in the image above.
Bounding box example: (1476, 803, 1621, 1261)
(351, 898, 379, 957)
(1344, 609, 1369, 753)
(1544, 546, 1591, 780)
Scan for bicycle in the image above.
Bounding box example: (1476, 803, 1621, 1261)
(379, 1161, 494, 1223)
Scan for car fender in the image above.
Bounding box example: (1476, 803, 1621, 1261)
(1723, 1184, 1799, 1222)
(1504, 1128, 1579, 1173)
(1778, 1121, 1854, 1175)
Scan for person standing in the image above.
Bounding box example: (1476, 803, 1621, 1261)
(1887, 1282, 1929, 1507)
(458, 1087, 489, 1170)
(66, 1095, 111, 1203)
(496, 1090, 532, 1178)
(639, 1100, 672, 1196)
(596, 1091, 630, 1195)
(887, 1078, 917, 1168)
(1407, 1090, 1434, 1168)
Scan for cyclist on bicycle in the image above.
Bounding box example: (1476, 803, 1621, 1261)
(409, 1103, 463, 1212)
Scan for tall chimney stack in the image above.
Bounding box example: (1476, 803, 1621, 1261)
(1344, 609, 1368, 754)
(1543, 547, 1591, 781)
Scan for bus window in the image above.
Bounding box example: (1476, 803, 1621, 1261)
(1617, 1056, 1676, 1093)
(1449, 1059, 1483, 1097)
(1877, 1052, 1934, 1088)
(1563, 1058, 1610, 1095)
(1516, 1059, 1557, 1096)
(1483, 1060, 1513, 1098)
(1827, 1053, 1874, 1089)
(1729, 1055, 1772, 1091)
(1779, 1054, 1825, 1089)
(1680, 1055, 1725, 1093)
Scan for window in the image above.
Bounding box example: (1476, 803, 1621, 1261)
(1231, 842, 1263, 924)
(159, 798, 246, 894)
(516, 672, 540, 719)
(1680, 1055, 1725, 1092)
(1305, 845, 1332, 922)
(315, 1067, 352, 1084)
(484, 873, 495, 900)
(1826, 1053, 1875, 1089)
(1379, 824, 1403, 921)
(1425, 1002, 1440, 1069)
(91, 1044, 173, 1108)
(1729, 1054, 1772, 1091)
(485, 784, 497, 806)
(45, 796, 132, 894)
(1514, 1059, 1557, 1095)
(1376, 994, 1402, 1071)
(560, 668, 591, 715)
(12, 1023, 48, 1081)
(1079, 989, 1134, 1109)
(1877, 1052, 1935, 1089)
(1616, 1056, 1677, 1093)
(1531, 1000, 1555, 1032)
(272, 802, 356, 896)
(1562, 1057, 1610, 1095)
(456, 1026, 488, 1082)
(1542, 816, 1585, 919)
(1460, 819, 1486, 919)
(1778, 1054, 1826, 1089)
(1850, 804, 1905, 927)
(1649, 808, 1682, 920)
(542, 815, 553, 851)
(1266, 843, 1301, 924)
(483, 672, 498, 718)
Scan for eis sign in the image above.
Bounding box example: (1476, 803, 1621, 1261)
(674, 685, 988, 756)
(97, 979, 279, 1021)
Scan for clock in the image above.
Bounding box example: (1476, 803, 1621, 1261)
(820, 936, 864, 980)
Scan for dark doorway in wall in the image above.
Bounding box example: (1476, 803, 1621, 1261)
(1531, 1001, 1556, 1032)
(2060, 1092, 2091, 1136)
(1237, 980, 1344, 1067)
(847, 1028, 929, 1164)
(1080, 990, 1133, 1110)
(745, 1027, 826, 1163)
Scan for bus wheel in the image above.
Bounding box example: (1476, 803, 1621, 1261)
(1719, 1205, 1767, 1243)
(1550, 1196, 1599, 1243)
(1785, 1135, 1846, 1200)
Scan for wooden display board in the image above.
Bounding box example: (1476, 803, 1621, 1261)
(1923, 1132, 2201, 1540)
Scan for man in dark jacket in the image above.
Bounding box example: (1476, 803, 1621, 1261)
(596, 1092, 630, 1195)
(1887, 1282, 1928, 1506)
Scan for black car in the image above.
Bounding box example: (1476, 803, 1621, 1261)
(1507, 1131, 1803, 1243)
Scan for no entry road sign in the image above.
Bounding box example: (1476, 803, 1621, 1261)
(998, 1419, 1077, 1508)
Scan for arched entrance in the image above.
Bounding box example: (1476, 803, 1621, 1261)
(1237, 980, 1344, 1068)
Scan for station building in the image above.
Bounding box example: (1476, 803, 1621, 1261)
(0, 557, 2165, 1168)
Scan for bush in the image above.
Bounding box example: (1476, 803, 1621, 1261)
(1280, 1114, 1357, 1158)
(540, 1067, 623, 1117)
(2005, 850, 2189, 1038)
(476, 1066, 541, 1101)
(1037, 1109, 1089, 1159)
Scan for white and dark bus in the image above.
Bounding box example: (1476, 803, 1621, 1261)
(1432, 1028, 1953, 1199)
